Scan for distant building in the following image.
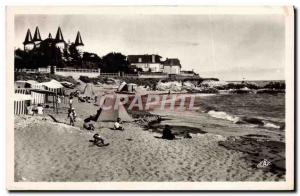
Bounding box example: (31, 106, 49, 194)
(163, 58, 181, 74)
(180, 70, 198, 77)
(22, 26, 84, 54)
(127, 54, 163, 72)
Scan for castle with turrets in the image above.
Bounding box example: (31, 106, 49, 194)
(23, 26, 84, 56)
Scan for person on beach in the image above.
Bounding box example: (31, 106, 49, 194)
(82, 108, 103, 131)
(68, 108, 76, 126)
(94, 95, 98, 104)
(184, 131, 192, 139)
(57, 95, 61, 107)
(114, 117, 124, 131)
(26, 103, 34, 115)
(36, 104, 44, 115)
(68, 108, 77, 121)
(89, 133, 105, 146)
(162, 125, 175, 140)
(83, 116, 95, 131)
(69, 96, 73, 108)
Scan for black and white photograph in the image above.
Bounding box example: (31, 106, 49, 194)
(6, 6, 294, 190)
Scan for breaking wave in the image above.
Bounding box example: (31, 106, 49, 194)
(207, 110, 240, 123)
(207, 110, 283, 130)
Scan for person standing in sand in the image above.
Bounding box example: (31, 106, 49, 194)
(69, 96, 73, 109)
(36, 104, 44, 115)
(68, 108, 76, 126)
(94, 95, 98, 104)
(26, 103, 34, 115)
(57, 95, 61, 107)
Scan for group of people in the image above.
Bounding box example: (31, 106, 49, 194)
(66, 94, 125, 147)
(162, 125, 192, 140)
(27, 103, 44, 115)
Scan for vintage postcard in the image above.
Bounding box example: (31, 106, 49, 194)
(6, 6, 294, 190)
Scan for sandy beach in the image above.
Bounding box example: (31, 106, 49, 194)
(14, 89, 285, 181)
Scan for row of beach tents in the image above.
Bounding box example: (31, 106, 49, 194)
(14, 79, 65, 115)
(14, 80, 134, 122)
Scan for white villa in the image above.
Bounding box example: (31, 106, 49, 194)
(127, 54, 163, 72)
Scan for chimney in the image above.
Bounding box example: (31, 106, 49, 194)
(152, 54, 155, 63)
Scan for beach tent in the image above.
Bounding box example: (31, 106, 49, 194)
(96, 94, 133, 122)
(14, 93, 33, 115)
(15, 82, 46, 105)
(15, 80, 47, 105)
(41, 79, 64, 94)
(117, 82, 137, 93)
(117, 82, 127, 92)
(82, 83, 96, 98)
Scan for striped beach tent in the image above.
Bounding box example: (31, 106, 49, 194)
(30, 83, 46, 104)
(41, 79, 64, 94)
(15, 88, 30, 94)
(15, 86, 46, 105)
(14, 93, 33, 115)
(15, 80, 46, 104)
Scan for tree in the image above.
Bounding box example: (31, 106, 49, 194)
(101, 52, 129, 73)
(68, 43, 81, 67)
(14, 48, 26, 70)
(82, 52, 102, 69)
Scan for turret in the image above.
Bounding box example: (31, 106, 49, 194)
(74, 31, 84, 56)
(23, 29, 34, 51)
(33, 26, 42, 48)
(55, 27, 65, 51)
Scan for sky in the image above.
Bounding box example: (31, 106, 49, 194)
(15, 14, 285, 81)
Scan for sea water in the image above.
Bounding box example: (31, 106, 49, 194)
(195, 91, 285, 130)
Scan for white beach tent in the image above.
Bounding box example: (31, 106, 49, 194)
(14, 93, 33, 115)
(41, 79, 64, 94)
(117, 82, 137, 93)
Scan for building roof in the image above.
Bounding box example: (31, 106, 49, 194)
(23, 29, 33, 45)
(75, 31, 84, 46)
(163, 58, 181, 68)
(41, 33, 54, 46)
(127, 54, 162, 64)
(181, 70, 195, 74)
(33, 26, 42, 41)
(55, 27, 65, 43)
